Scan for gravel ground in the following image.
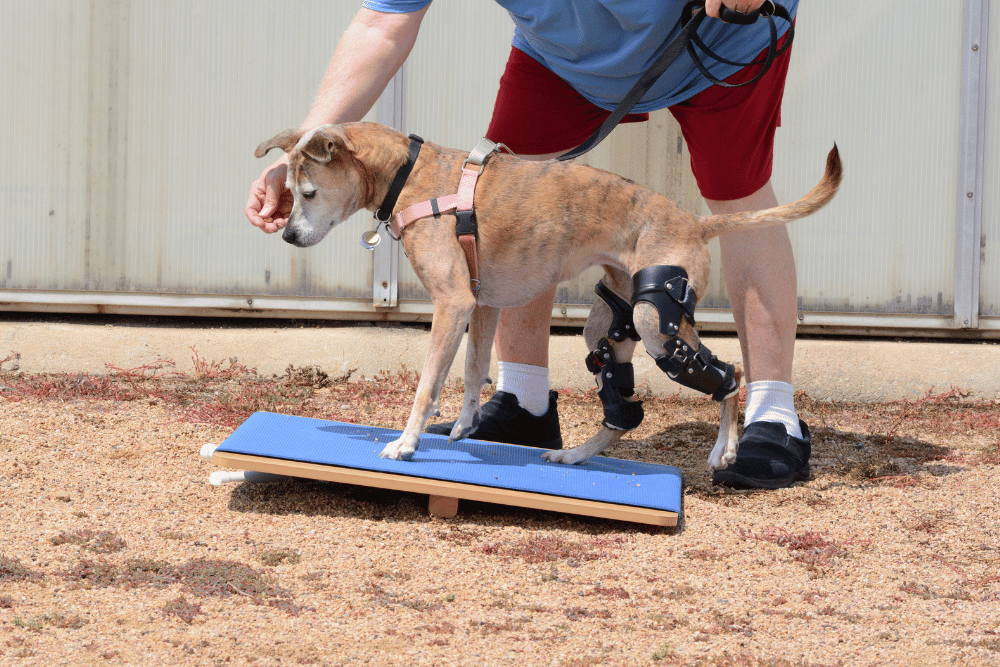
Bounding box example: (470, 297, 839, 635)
(1, 361, 999, 667)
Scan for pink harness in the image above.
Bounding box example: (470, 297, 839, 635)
(388, 138, 507, 295)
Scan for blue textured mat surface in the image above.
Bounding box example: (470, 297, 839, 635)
(216, 412, 682, 514)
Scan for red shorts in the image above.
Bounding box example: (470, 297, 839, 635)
(486, 31, 793, 201)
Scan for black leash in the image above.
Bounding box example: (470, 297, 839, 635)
(558, 1, 793, 162)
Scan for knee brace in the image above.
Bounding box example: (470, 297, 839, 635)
(585, 282, 644, 431)
(632, 265, 738, 402)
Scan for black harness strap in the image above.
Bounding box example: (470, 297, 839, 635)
(375, 135, 424, 222)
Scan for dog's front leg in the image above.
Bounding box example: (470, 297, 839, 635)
(544, 276, 639, 465)
(380, 295, 477, 461)
(450, 304, 500, 442)
(542, 340, 636, 464)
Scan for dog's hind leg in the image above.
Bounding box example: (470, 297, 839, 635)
(544, 268, 639, 465)
(380, 292, 477, 461)
(629, 266, 742, 471)
(706, 364, 743, 470)
(450, 304, 500, 442)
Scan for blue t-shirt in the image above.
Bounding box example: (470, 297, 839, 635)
(362, 0, 797, 111)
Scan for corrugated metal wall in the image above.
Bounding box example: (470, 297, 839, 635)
(0, 0, 381, 316)
(768, 1, 963, 324)
(0, 0, 995, 336)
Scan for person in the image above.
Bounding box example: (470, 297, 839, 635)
(246, 0, 809, 490)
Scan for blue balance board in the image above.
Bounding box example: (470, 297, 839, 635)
(214, 412, 682, 520)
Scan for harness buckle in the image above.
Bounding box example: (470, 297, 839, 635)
(455, 208, 477, 237)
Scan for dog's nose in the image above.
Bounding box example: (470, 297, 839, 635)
(281, 226, 297, 245)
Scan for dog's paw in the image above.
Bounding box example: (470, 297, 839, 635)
(722, 447, 739, 466)
(542, 448, 590, 465)
(449, 423, 471, 443)
(449, 409, 479, 443)
(706, 448, 737, 472)
(379, 438, 416, 461)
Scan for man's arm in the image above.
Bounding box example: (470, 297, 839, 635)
(246, 6, 429, 233)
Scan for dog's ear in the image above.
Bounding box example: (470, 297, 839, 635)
(300, 125, 355, 164)
(254, 129, 305, 158)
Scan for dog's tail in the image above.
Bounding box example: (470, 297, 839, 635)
(698, 144, 843, 241)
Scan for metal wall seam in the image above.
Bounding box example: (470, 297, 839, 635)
(955, 0, 990, 328)
(372, 66, 408, 309)
(980, 1, 1000, 319)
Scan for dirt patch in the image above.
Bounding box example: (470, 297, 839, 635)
(1, 356, 999, 666)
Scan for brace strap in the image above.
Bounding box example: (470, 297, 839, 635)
(632, 265, 697, 337)
(655, 338, 738, 402)
(594, 282, 642, 342)
(632, 265, 737, 402)
(587, 337, 644, 431)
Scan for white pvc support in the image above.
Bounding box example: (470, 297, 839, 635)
(955, 0, 990, 329)
(203, 444, 289, 485)
(210, 471, 244, 486)
(209, 469, 280, 486)
(209, 470, 289, 486)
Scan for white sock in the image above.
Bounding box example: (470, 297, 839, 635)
(744, 380, 802, 439)
(496, 361, 550, 417)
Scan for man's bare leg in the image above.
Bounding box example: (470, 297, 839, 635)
(491, 151, 564, 416)
(707, 179, 802, 439)
(424, 152, 564, 441)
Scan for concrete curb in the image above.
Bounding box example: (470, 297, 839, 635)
(2, 316, 998, 403)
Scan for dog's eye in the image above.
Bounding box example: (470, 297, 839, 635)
(302, 190, 317, 200)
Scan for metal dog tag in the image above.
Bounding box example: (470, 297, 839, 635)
(360, 230, 381, 250)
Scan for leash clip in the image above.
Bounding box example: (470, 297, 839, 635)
(462, 138, 511, 174)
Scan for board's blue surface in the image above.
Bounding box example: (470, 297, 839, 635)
(217, 412, 682, 513)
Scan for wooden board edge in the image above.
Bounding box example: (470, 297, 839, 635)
(211, 451, 678, 527)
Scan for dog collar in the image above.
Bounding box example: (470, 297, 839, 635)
(374, 134, 424, 222)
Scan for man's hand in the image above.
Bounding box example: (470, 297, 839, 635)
(246, 157, 293, 233)
(705, 0, 768, 19)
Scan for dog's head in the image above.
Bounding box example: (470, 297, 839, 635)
(255, 125, 366, 247)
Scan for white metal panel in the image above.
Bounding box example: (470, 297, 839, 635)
(0, 0, 990, 336)
(1, 2, 93, 291)
(981, 3, 999, 319)
(120, 1, 377, 299)
(762, 1, 963, 317)
(1, 1, 376, 302)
